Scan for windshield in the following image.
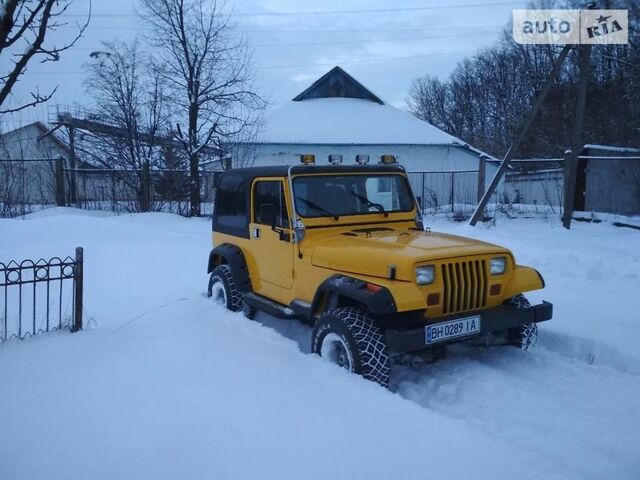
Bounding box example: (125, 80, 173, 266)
(292, 174, 414, 219)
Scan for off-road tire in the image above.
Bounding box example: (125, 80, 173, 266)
(208, 264, 243, 312)
(505, 294, 538, 350)
(312, 307, 391, 388)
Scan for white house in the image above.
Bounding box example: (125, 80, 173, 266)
(236, 66, 499, 209)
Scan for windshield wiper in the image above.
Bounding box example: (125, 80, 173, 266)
(349, 191, 388, 217)
(296, 197, 339, 220)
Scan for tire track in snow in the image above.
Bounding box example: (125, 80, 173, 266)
(253, 310, 640, 479)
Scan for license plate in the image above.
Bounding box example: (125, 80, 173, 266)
(425, 315, 481, 344)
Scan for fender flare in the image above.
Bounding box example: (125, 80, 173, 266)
(207, 244, 252, 293)
(310, 274, 397, 317)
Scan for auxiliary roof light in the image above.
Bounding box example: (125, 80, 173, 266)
(300, 154, 315, 165)
(328, 154, 343, 165)
(355, 154, 370, 165)
(380, 154, 397, 164)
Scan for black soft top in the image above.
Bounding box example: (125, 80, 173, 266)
(219, 163, 406, 184)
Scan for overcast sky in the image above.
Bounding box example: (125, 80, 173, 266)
(2, 0, 529, 130)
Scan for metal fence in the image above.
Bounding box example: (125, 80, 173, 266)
(1, 247, 83, 342)
(0, 157, 219, 217)
(407, 170, 480, 220)
(0, 158, 63, 217)
(71, 169, 218, 216)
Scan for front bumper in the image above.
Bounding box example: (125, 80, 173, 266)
(385, 301, 553, 353)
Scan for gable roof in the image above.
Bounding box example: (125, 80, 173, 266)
(292, 66, 384, 104)
(0, 121, 71, 155)
(260, 97, 462, 145)
(256, 67, 498, 162)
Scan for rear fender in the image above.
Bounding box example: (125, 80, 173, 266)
(207, 244, 252, 293)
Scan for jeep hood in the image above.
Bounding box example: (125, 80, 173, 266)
(310, 229, 509, 281)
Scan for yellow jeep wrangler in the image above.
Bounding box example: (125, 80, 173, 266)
(207, 159, 552, 387)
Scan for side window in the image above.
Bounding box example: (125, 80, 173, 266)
(216, 173, 247, 230)
(253, 181, 290, 228)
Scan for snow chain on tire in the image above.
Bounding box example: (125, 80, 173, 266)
(312, 307, 391, 388)
(209, 264, 244, 312)
(506, 293, 538, 351)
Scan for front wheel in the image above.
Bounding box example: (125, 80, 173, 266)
(311, 307, 391, 388)
(505, 294, 538, 350)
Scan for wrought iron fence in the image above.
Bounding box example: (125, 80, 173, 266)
(1, 247, 83, 342)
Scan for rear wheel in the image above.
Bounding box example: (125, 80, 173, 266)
(505, 294, 538, 350)
(208, 264, 243, 312)
(311, 307, 391, 388)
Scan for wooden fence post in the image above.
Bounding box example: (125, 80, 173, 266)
(55, 157, 66, 206)
(72, 246, 83, 332)
(476, 155, 487, 209)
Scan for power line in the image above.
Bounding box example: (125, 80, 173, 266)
(64, 30, 501, 51)
(54, 24, 505, 33)
(61, 1, 523, 18)
(23, 48, 476, 75)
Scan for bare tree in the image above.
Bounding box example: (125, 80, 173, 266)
(138, 0, 264, 216)
(83, 40, 170, 212)
(0, 0, 90, 114)
(407, 0, 638, 160)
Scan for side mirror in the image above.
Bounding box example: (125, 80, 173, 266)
(258, 203, 278, 227)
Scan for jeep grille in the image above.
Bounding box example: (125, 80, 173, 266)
(441, 260, 487, 314)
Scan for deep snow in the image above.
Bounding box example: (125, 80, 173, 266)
(1, 208, 639, 479)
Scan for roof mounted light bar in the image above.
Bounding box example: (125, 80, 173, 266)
(328, 154, 343, 165)
(356, 154, 370, 165)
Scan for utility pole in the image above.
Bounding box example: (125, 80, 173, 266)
(469, 44, 572, 226)
(562, 43, 592, 229)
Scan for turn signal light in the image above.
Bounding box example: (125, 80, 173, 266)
(490, 284, 501, 296)
(365, 283, 382, 293)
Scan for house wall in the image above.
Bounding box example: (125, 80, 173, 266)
(238, 143, 497, 180)
(0, 123, 68, 161)
(230, 142, 500, 212)
(0, 124, 69, 205)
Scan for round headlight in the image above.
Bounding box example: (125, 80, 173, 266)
(416, 265, 435, 285)
(490, 257, 506, 275)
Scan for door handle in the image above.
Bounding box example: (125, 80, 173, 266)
(271, 225, 291, 242)
(252, 227, 260, 239)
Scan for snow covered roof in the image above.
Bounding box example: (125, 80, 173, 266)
(259, 97, 463, 146)
(583, 144, 640, 154)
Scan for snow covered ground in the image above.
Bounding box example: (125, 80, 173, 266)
(1, 208, 639, 479)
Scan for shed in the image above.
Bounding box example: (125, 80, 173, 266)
(574, 144, 640, 216)
(0, 122, 72, 205)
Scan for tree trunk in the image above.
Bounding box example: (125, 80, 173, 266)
(189, 152, 200, 217)
(141, 160, 151, 212)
